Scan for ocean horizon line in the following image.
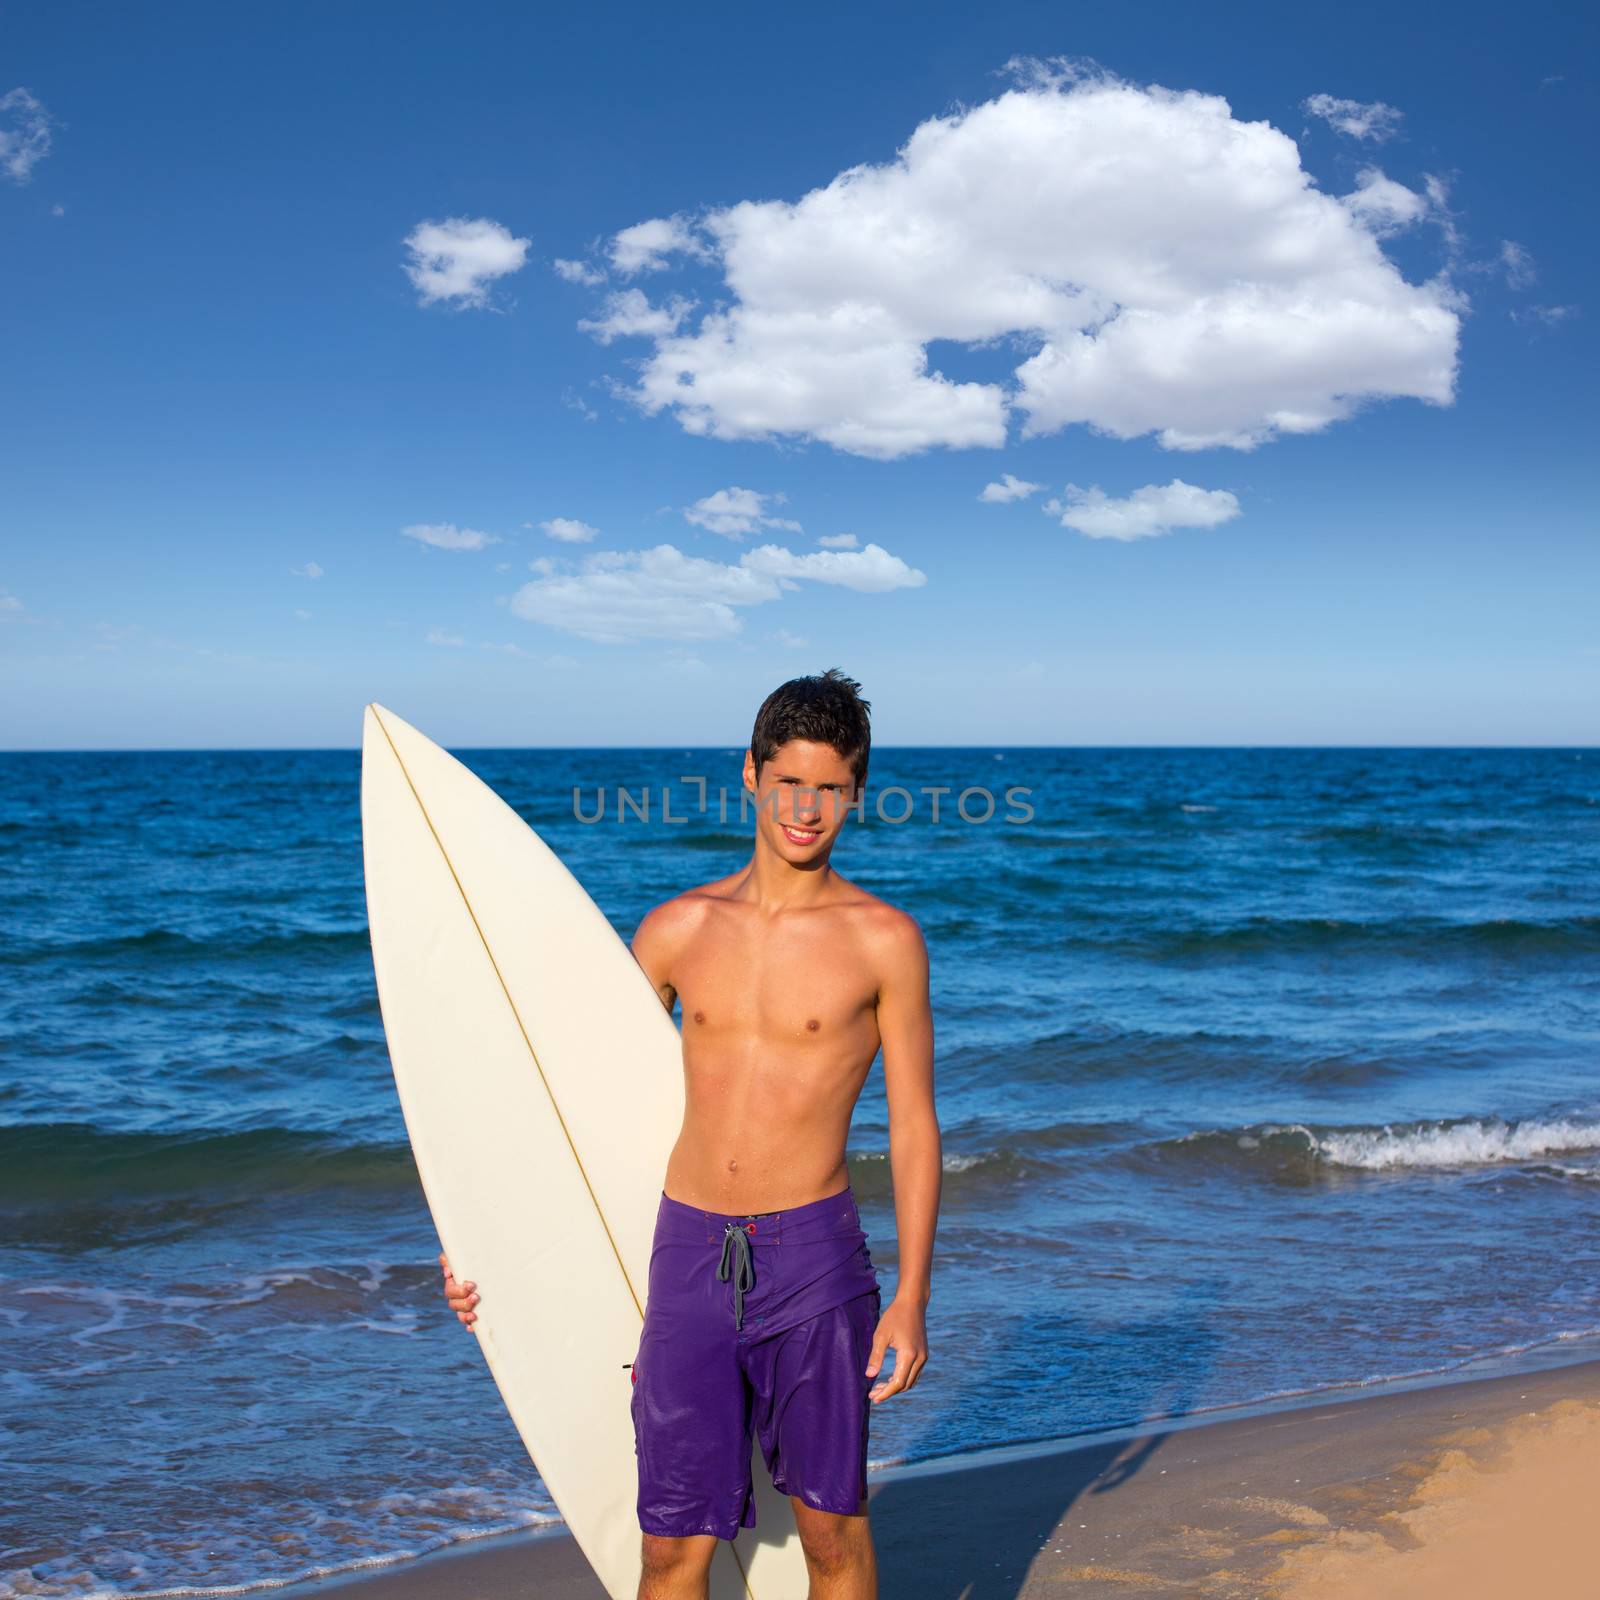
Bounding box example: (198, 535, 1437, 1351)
(2, 741, 1596, 756)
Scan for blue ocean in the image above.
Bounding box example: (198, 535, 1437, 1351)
(3, 746, 1598, 1597)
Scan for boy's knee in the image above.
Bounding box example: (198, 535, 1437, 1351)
(795, 1506, 871, 1577)
(640, 1531, 715, 1578)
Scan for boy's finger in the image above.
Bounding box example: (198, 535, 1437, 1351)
(864, 1328, 891, 1377)
(869, 1368, 906, 1403)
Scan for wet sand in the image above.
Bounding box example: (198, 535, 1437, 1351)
(281, 1356, 1600, 1599)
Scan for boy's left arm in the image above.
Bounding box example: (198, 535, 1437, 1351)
(865, 912, 940, 1404)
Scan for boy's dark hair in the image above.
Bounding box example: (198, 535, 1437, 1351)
(749, 668, 871, 787)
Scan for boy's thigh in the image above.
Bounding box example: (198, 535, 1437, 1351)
(632, 1291, 754, 1539)
(745, 1290, 880, 1516)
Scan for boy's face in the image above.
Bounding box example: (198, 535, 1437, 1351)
(742, 739, 860, 865)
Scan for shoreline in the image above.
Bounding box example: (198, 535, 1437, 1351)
(253, 1346, 1600, 1600)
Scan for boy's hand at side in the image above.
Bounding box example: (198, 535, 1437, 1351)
(865, 1296, 928, 1404)
(439, 1252, 479, 1330)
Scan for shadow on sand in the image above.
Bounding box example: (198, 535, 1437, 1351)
(868, 1303, 1220, 1599)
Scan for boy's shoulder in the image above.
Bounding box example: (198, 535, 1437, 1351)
(829, 876, 926, 953)
(632, 872, 744, 942)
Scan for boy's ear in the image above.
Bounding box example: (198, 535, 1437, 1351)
(742, 748, 758, 791)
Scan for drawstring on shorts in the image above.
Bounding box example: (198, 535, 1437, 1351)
(716, 1220, 756, 1329)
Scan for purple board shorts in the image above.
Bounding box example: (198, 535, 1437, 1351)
(629, 1184, 882, 1540)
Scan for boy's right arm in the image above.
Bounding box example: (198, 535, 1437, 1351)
(629, 896, 693, 1016)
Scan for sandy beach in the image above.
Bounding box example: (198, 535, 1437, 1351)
(278, 1355, 1600, 1599)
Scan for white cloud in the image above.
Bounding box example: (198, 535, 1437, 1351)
(1302, 92, 1404, 142)
(817, 533, 859, 549)
(578, 287, 691, 345)
(512, 544, 781, 643)
(510, 538, 923, 643)
(1511, 303, 1577, 330)
(51, 201, 64, 216)
(1341, 167, 1430, 236)
(425, 626, 465, 647)
(553, 257, 605, 286)
(610, 215, 706, 274)
(293, 608, 313, 622)
(1044, 479, 1241, 541)
(776, 628, 809, 648)
(541, 517, 600, 543)
(664, 651, 711, 676)
(0, 88, 53, 183)
(290, 562, 324, 579)
(403, 217, 531, 309)
(1422, 174, 1461, 252)
(683, 486, 801, 538)
(0, 588, 24, 615)
(742, 543, 928, 592)
(402, 522, 501, 552)
(979, 473, 1044, 503)
(1496, 240, 1537, 291)
(597, 70, 1457, 458)
(562, 387, 599, 422)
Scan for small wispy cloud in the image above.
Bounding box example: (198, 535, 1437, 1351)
(979, 473, 1045, 504)
(402, 522, 501, 552)
(425, 626, 466, 647)
(0, 587, 24, 615)
(403, 217, 531, 309)
(578, 288, 691, 345)
(510, 539, 923, 644)
(609, 214, 708, 274)
(0, 88, 54, 183)
(817, 533, 859, 549)
(1302, 92, 1403, 142)
(562, 387, 599, 423)
(742, 543, 927, 593)
(1044, 479, 1241, 541)
(1341, 168, 1430, 237)
(1496, 240, 1538, 291)
(683, 486, 801, 539)
(293, 608, 313, 622)
(553, 257, 605, 286)
(290, 562, 324, 579)
(540, 517, 600, 544)
(1511, 303, 1578, 331)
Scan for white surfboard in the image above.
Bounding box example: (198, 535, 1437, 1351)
(360, 703, 809, 1600)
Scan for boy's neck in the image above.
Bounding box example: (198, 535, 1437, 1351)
(739, 837, 838, 909)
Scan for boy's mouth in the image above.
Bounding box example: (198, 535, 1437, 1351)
(781, 824, 822, 845)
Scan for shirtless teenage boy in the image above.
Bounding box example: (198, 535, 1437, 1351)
(441, 669, 942, 1600)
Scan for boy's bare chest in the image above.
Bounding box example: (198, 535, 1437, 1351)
(673, 915, 877, 1041)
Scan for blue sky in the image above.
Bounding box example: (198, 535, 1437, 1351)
(2, 1, 1594, 749)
